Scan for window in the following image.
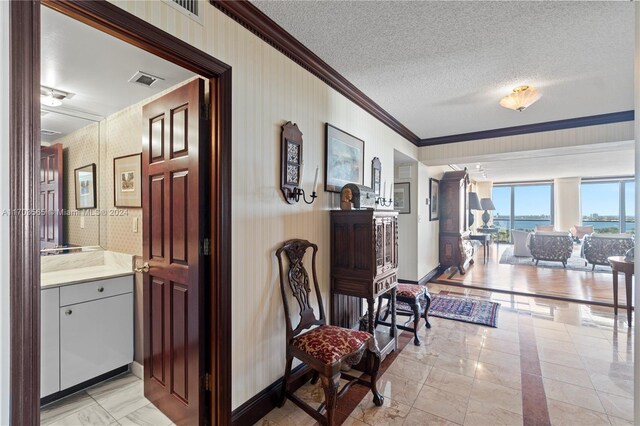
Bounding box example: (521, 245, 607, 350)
(491, 183, 553, 241)
(581, 178, 634, 234)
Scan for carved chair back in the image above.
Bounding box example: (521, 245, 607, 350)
(275, 239, 326, 341)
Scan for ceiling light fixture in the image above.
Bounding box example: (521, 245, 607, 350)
(40, 86, 71, 107)
(41, 89, 62, 107)
(499, 85, 541, 112)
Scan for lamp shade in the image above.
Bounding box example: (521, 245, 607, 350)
(468, 192, 482, 210)
(480, 198, 495, 211)
(499, 85, 541, 112)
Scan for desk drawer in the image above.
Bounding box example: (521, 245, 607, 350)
(60, 276, 133, 306)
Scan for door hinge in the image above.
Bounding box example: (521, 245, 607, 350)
(200, 104, 210, 120)
(201, 373, 212, 391)
(201, 238, 211, 256)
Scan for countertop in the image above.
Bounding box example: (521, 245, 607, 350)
(41, 264, 134, 289)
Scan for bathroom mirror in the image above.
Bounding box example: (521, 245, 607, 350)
(40, 108, 102, 253)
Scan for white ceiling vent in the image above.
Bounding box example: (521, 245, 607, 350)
(164, 0, 202, 24)
(128, 71, 164, 88)
(41, 129, 61, 136)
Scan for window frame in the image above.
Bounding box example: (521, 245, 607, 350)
(581, 177, 634, 234)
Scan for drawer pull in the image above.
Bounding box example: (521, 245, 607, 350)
(65, 309, 72, 316)
(97, 287, 104, 293)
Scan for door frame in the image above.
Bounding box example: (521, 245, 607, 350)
(9, 1, 232, 424)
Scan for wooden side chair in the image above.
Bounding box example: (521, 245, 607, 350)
(275, 239, 384, 425)
(375, 283, 431, 346)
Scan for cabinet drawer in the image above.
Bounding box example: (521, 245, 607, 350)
(60, 276, 133, 306)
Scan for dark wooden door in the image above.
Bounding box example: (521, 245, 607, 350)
(40, 144, 63, 250)
(142, 79, 210, 426)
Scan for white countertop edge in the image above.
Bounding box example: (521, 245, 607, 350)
(41, 267, 134, 289)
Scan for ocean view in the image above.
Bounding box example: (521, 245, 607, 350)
(493, 219, 635, 233)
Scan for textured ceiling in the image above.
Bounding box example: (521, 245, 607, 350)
(252, 1, 635, 139)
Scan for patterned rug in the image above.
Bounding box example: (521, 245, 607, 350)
(499, 245, 611, 273)
(428, 295, 500, 327)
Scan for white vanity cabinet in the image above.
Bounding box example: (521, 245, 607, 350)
(41, 275, 133, 398)
(41, 288, 60, 398)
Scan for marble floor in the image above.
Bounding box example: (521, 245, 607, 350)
(40, 372, 174, 426)
(257, 283, 635, 426)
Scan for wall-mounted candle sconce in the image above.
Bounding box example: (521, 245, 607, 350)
(371, 157, 392, 207)
(376, 180, 393, 207)
(280, 121, 318, 205)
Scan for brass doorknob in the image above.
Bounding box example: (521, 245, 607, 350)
(135, 262, 150, 273)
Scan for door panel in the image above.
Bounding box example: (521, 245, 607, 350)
(39, 144, 63, 250)
(142, 79, 209, 426)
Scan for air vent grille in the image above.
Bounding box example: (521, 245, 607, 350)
(128, 71, 164, 88)
(41, 129, 61, 136)
(172, 0, 198, 16)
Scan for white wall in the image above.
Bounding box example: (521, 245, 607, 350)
(0, 1, 10, 423)
(109, 0, 419, 410)
(417, 164, 440, 279)
(554, 178, 581, 232)
(395, 161, 418, 281)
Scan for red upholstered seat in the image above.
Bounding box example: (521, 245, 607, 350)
(396, 284, 427, 300)
(292, 325, 373, 365)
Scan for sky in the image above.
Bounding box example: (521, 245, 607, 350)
(491, 182, 634, 218)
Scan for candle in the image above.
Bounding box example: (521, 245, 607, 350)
(389, 184, 393, 201)
(383, 181, 387, 198)
(298, 163, 304, 187)
(313, 166, 319, 192)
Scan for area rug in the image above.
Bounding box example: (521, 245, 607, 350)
(499, 245, 611, 273)
(428, 295, 500, 327)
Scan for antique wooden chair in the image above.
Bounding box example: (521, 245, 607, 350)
(275, 239, 384, 425)
(375, 283, 431, 346)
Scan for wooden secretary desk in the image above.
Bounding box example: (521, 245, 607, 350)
(439, 170, 474, 274)
(330, 210, 398, 360)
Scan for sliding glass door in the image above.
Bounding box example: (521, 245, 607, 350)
(492, 182, 554, 242)
(581, 178, 634, 234)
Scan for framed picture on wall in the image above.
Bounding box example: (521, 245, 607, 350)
(429, 178, 439, 221)
(394, 182, 411, 214)
(74, 163, 97, 210)
(324, 123, 364, 193)
(114, 153, 142, 208)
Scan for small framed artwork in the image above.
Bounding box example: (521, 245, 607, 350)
(393, 182, 411, 214)
(325, 123, 364, 193)
(371, 157, 381, 196)
(429, 178, 440, 221)
(74, 163, 97, 210)
(114, 153, 142, 208)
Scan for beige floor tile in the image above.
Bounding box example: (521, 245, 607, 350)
(463, 399, 523, 426)
(93, 381, 150, 420)
(481, 336, 521, 356)
(608, 415, 634, 425)
(564, 324, 605, 338)
(376, 372, 423, 406)
(538, 347, 584, 368)
(432, 353, 478, 378)
(546, 398, 611, 426)
(41, 392, 95, 425)
(539, 362, 593, 388)
(589, 373, 634, 399)
(485, 328, 520, 343)
(597, 391, 634, 422)
(350, 395, 411, 426)
(341, 417, 368, 426)
(402, 408, 460, 426)
(386, 355, 432, 384)
(397, 348, 439, 367)
(533, 318, 568, 331)
(118, 403, 173, 426)
(474, 362, 521, 390)
(425, 368, 474, 398)
(534, 328, 573, 342)
(581, 357, 634, 381)
(469, 379, 522, 415)
(86, 373, 141, 400)
(536, 337, 579, 354)
(577, 347, 622, 363)
(48, 403, 116, 426)
(262, 400, 318, 426)
(412, 385, 468, 424)
(478, 348, 520, 369)
(542, 378, 605, 413)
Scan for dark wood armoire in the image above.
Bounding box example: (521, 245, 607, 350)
(330, 210, 398, 358)
(439, 170, 474, 274)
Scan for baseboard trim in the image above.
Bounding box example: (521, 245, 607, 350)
(231, 364, 313, 425)
(40, 365, 128, 407)
(398, 266, 440, 287)
(130, 361, 143, 380)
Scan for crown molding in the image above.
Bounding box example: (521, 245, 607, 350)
(419, 110, 635, 147)
(209, 0, 421, 145)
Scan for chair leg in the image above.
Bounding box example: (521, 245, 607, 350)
(320, 373, 341, 426)
(375, 296, 383, 328)
(381, 297, 391, 322)
(592, 264, 595, 271)
(410, 301, 421, 346)
(368, 350, 384, 407)
(423, 295, 432, 329)
(310, 371, 320, 385)
(562, 262, 566, 268)
(279, 355, 293, 407)
(535, 259, 539, 266)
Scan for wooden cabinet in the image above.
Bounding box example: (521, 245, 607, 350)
(40, 275, 133, 399)
(439, 170, 474, 274)
(41, 288, 60, 398)
(330, 210, 398, 358)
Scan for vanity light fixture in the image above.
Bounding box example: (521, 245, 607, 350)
(499, 85, 541, 112)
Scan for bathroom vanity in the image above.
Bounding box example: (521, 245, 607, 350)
(40, 250, 134, 400)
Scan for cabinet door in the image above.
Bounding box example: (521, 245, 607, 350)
(41, 288, 60, 397)
(60, 293, 133, 389)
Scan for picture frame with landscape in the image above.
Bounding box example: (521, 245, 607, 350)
(429, 178, 439, 221)
(74, 163, 96, 210)
(394, 182, 411, 214)
(324, 123, 364, 193)
(113, 153, 142, 208)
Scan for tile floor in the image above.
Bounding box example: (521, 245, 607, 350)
(40, 372, 174, 426)
(257, 283, 635, 426)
